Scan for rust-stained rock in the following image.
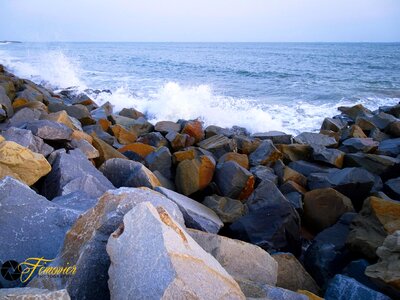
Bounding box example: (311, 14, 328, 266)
(218, 152, 249, 169)
(277, 144, 313, 162)
(110, 124, 137, 145)
(166, 131, 195, 151)
(249, 140, 282, 166)
(118, 142, 155, 158)
(91, 136, 127, 167)
(154, 120, 181, 134)
(181, 119, 205, 142)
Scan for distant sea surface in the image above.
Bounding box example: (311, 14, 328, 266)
(1, 42, 399, 134)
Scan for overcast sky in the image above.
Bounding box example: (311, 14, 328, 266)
(1, 0, 399, 42)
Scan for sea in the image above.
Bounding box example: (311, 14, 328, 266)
(1, 42, 399, 134)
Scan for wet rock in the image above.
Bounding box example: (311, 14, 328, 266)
(272, 252, 321, 295)
(341, 138, 379, 153)
(215, 161, 255, 200)
(234, 135, 261, 154)
(218, 152, 249, 169)
(110, 124, 137, 145)
(156, 186, 223, 233)
(42, 149, 114, 199)
(0, 177, 79, 288)
(188, 229, 278, 287)
(144, 146, 172, 179)
(304, 212, 357, 287)
(384, 177, 400, 200)
(321, 117, 347, 132)
(338, 104, 372, 120)
(106, 202, 245, 300)
(312, 145, 345, 168)
(252, 131, 292, 144)
(154, 120, 181, 134)
(197, 134, 235, 158)
(24, 120, 73, 141)
(2, 127, 53, 156)
(202, 195, 246, 223)
(29, 188, 184, 300)
(99, 158, 160, 189)
(380, 104, 400, 118)
(165, 131, 195, 151)
(344, 153, 400, 179)
(249, 140, 282, 166)
(118, 107, 144, 119)
(137, 131, 167, 147)
(324, 274, 390, 300)
(181, 119, 204, 142)
(277, 144, 313, 162)
(303, 188, 354, 233)
(347, 196, 400, 260)
(69, 138, 99, 159)
(175, 155, 215, 196)
(365, 231, 400, 299)
(0, 141, 51, 185)
(250, 165, 278, 185)
(294, 132, 338, 148)
(0, 288, 71, 299)
(91, 136, 127, 167)
(377, 137, 400, 157)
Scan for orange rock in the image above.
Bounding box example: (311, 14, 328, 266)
(283, 166, 307, 187)
(218, 152, 249, 170)
(118, 142, 155, 158)
(41, 110, 76, 129)
(238, 175, 255, 201)
(14, 100, 48, 113)
(277, 144, 312, 162)
(297, 290, 324, 300)
(198, 155, 216, 190)
(111, 124, 137, 145)
(173, 148, 197, 164)
(98, 118, 111, 131)
(369, 196, 400, 234)
(12, 98, 28, 109)
(181, 119, 204, 143)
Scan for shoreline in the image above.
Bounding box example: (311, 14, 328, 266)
(0, 64, 399, 299)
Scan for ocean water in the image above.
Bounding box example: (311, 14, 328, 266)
(1, 42, 399, 134)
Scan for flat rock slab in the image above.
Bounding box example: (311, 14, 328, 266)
(156, 186, 223, 233)
(106, 202, 245, 300)
(294, 132, 338, 147)
(24, 120, 73, 140)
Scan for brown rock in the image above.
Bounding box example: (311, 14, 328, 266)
(119, 107, 145, 119)
(234, 136, 261, 155)
(282, 166, 307, 187)
(202, 195, 246, 223)
(154, 120, 181, 134)
(175, 155, 216, 196)
(273, 252, 321, 295)
(369, 196, 400, 234)
(71, 130, 93, 144)
(181, 119, 204, 142)
(0, 141, 51, 186)
(303, 188, 354, 233)
(218, 152, 249, 169)
(118, 142, 155, 158)
(166, 131, 195, 151)
(110, 124, 137, 145)
(277, 144, 312, 162)
(98, 118, 111, 131)
(340, 125, 367, 140)
(91, 136, 127, 167)
(41, 110, 77, 129)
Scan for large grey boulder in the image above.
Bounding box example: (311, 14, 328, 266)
(294, 132, 338, 147)
(341, 138, 379, 153)
(377, 138, 400, 157)
(144, 146, 172, 179)
(197, 134, 235, 158)
(202, 195, 246, 223)
(51, 191, 98, 212)
(0, 177, 79, 288)
(42, 149, 115, 199)
(0, 288, 70, 300)
(24, 120, 73, 141)
(29, 188, 184, 300)
(188, 229, 278, 288)
(106, 202, 245, 300)
(156, 186, 223, 233)
(249, 140, 282, 167)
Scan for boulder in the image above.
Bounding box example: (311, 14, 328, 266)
(117, 142, 155, 158)
(280, 180, 307, 195)
(202, 195, 246, 223)
(277, 144, 312, 162)
(181, 119, 204, 142)
(370, 128, 391, 142)
(340, 125, 367, 141)
(165, 131, 195, 151)
(303, 188, 354, 233)
(272, 252, 321, 295)
(29, 188, 184, 300)
(218, 152, 249, 169)
(48, 103, 94, 125)
(229, 180, 301, 254)
(84, 124, 115, 145)
(304, 212, 357, 287)
(109, 115, 153, 136)
(51, 191, 98, 212)
(137, 131, 167, 147)
(249, 140, 282, 166)
(106, 202, 245, 300)
(344, 153, 400, 179)
(172, 146, 214, 164)
(321, 117, 347, 132)
(41, 110, 79, 130)
(205, 125, 235, 138)
(284, 192, 304, 215)
(312, 145, 345, 168)
(0, 177, 79, 288)
(8, 108, 39, 127)
(281, 166, 307, 187)
(365, 231, 400, 299)
(341, 138, 379, 153)
(294, 132, 338, 147)
(385, 177, 400, 199)
(0, 85, 13, 119)
(346, 197, 400, 260)
(251, 131, 292, 144)
(338, 104, 372, 120)
(24, 120, 73, 141)
(289, 160, 335, 177)
(153, 170, 176, 191)
(2, 127, 53, 156)
(0, 288, 70, 299)
(0, 141, 51, 186)
(243, 285, 308, 300)
(110, 124, 137, 145)
(324, 275, 390, 300)
(388, 121, 400, 137)
(42, 149, 114, 199)
(154, 120, 181, 134)
(377, 137, 400, 157)
(342, 259, 380, 292)
(197, 134, 235, 158)
(99, 158, 160, 189)
(156, 186, 223, 233)
(91, 136, 127, 167)
(69, 138, 99, 159)
(144, 146, 172, 179)
(118, 107, 145, 119)
(188, 229, 278, 287)
(380, 104, 400, 118)
(251, 165, 278, 185)
(175, 155, 215, 196)
(234, 135, 261, 154)
(215, 161, 255, 200)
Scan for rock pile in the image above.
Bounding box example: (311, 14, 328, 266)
(0, 65, 399, 299)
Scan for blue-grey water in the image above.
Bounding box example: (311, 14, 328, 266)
(1, 42, 399, 133)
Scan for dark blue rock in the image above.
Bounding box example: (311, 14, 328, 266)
(325, 275, 391, 300)
(342, 260, 381, 292)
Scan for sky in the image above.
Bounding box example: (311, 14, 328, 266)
(1, 0, 399, 42)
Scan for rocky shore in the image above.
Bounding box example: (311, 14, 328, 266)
(0, 64, 399, 300)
